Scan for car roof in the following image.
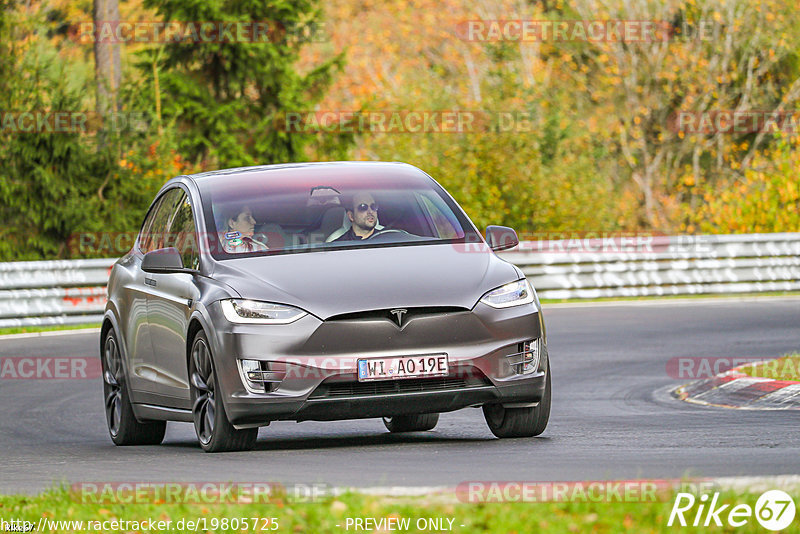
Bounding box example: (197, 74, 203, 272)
(181, 161, 418, 184)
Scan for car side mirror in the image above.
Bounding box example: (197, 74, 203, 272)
(485, 225, 519, 251)
(142, 247, 191, 273)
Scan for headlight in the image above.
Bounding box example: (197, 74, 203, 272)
(480, 279, 535, 309)
(220, 299, 307, 324)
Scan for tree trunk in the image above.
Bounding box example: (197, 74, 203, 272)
(93, 0, 120, 121)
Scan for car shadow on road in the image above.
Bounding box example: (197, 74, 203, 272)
(157, 431, 503, 452)
(256, 432, 497, 451)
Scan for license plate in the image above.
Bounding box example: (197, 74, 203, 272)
(357, 354, 448, 381)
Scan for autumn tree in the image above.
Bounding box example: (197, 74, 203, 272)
(569, 0, 800, 229)
(140, 0, 350, 168)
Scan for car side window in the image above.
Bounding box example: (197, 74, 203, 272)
(137, 197, 164, 254)
(140, 189, 185, 254)
(169, 195, 200, 270)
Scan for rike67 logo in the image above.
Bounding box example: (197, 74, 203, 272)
(668, 490, 796, 531)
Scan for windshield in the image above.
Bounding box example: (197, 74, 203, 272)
(197, 164, 480, 259)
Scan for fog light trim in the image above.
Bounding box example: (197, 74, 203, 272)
(238, 359, 284, 393)
(508, 339, 540, 375)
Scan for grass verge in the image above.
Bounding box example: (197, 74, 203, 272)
(0, 486, 797, 533)
(738, 353, 800, 381)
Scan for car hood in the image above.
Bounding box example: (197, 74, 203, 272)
(211, 243, 519, 319)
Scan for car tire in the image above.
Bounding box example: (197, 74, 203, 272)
(189, 330, 257, 452)
(102, 328, 166, 446)
(382, 413, 439, 432)
(483, 364, 551, 438)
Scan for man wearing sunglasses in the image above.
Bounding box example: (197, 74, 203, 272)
(334, 192, 383, 241)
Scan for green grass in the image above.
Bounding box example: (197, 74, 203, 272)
(0, 486, 797, 533)
(0, 323, 100, 336)
(738, 353, 800, 382)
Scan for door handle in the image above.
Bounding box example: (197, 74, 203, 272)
(144, 278, 157, 287)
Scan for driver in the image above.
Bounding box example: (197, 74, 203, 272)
(334, 192, 382, 241)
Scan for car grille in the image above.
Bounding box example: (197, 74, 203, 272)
(325, 306, 469, 323)
(309, 373, 492, 399)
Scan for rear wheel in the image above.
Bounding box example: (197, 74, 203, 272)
(483, 365, 551, 438)
(383, 413, 439, 433)
(102, 328, 166, 445)
(190, 331, 257, 452)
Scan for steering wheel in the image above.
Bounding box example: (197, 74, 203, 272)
(366, 229, 411, 241)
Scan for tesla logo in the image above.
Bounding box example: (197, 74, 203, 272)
(389, 308, 408, 327)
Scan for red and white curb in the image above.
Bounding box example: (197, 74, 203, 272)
(674, 362, 800, 410)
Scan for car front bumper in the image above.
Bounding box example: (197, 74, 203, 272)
(205, 300, 549, 427)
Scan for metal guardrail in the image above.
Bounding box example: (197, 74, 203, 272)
(0, 259, 114, 328)
(0, 233, 797, 328)
(500, 232, 800, 300)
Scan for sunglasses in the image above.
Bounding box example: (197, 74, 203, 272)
(356, 202, 379, 212)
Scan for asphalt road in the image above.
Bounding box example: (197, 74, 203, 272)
(1, 298, 799, 494)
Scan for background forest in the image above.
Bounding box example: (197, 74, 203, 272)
(1, 0, 798, 260)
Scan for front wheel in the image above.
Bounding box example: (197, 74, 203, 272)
(483, 365, 551, 438)
(383, 413, 439, 432)
(190, 331, 257, 452)
(102, 328, 166, 445)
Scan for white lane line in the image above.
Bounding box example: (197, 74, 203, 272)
(543, 295, 800, 309)
(0, 327, 101, 341)
(712, 475, 800, 492)
(330, 475, 800, 498)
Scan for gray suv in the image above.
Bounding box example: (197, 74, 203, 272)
(101, 162, 550, 452)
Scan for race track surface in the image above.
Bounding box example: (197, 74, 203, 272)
(1, 299, 799, 493)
